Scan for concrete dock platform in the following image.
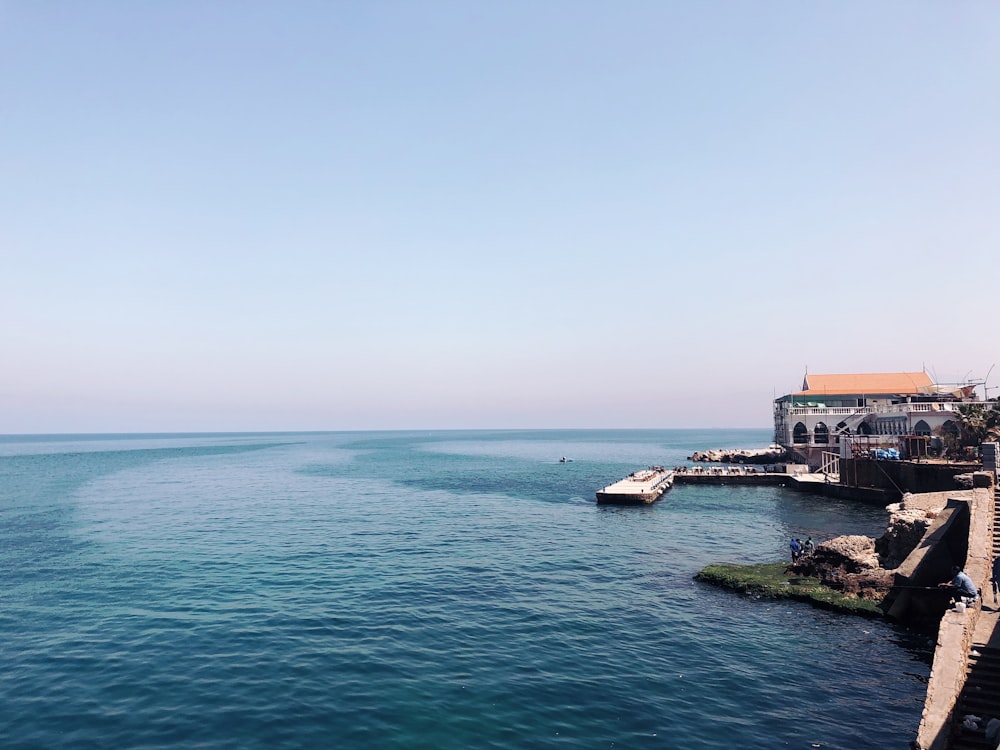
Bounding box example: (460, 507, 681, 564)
(596, 467, 674, 505)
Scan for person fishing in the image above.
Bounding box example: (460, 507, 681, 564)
(939, 565, 979, 603)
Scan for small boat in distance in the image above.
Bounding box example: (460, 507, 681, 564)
(595, 466, 674, 505)
(559, 456, 572, 463)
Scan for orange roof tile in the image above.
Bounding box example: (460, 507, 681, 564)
(796, 372, 933, 396)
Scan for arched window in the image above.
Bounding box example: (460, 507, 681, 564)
(858, 422, 873, 436)
(914, 420, 931, 436)
(793, 422, 809, 444)
(833, 421, 848, 444)
(941, 420, 959, 438)
(814, 422, 829, 444)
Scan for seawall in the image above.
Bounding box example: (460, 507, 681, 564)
(913, 474, 996, 750)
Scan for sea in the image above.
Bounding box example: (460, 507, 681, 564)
(0, 429, 932, 749)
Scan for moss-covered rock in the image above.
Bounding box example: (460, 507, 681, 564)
(695, 562, 886, 618)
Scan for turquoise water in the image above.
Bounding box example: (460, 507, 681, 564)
(1, 429, 930, 749)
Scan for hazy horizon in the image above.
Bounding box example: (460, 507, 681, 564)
(3, 2, 998, 433)
(0, 426, 777, 438)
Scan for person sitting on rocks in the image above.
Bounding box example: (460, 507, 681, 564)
(939, 565, 978, 603)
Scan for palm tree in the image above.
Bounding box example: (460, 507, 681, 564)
(956, 402, 1000, 447)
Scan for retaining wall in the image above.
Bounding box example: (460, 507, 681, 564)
(839, 459, 981, 494)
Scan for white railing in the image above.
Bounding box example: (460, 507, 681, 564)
(786, 407, 875, 416)
(783, 401, 988, 418)
(820, 451, 839, 477)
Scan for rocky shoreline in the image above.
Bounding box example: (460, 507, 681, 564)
(688, 446, 788, 464)
(790, 491, 950, 601)
(698, 490, 956, 620)
(695, 562, 885, 617)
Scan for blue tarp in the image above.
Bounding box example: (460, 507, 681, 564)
(871, 448, 900, 460)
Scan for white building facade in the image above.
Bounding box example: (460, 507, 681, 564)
(773, 371, 975, 466)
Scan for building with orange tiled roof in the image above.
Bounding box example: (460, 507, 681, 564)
(797, 371, 934, 396)
(773, 371, 978, 467)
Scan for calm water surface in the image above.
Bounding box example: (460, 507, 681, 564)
(1, 429, 931, 749)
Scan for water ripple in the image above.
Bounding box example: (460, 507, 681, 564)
(0, 431, 928, 749)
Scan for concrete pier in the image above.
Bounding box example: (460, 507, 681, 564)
(601, 464, 898, 500)
(672, 465, 789, 485)
(596, 467, 674, 505)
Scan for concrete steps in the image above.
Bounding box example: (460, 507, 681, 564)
(949, 645, 1000, 749)
(948, 494, 1000, 750)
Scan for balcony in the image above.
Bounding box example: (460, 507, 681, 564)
(780, 401, 982, 418)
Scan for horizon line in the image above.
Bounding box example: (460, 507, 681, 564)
(0, 425, 773, 437)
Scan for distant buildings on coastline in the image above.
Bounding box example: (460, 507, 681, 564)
(773, 371, 984, 468)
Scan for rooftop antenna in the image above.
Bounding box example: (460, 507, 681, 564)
(983, 363, 996, 401)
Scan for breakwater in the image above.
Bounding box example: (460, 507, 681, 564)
(688, 446, 787, 464)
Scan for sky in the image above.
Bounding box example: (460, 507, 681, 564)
(2, 1, 998, 433)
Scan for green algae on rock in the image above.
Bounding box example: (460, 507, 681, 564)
(696, 562, 885, 618)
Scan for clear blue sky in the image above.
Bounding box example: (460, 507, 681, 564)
(2, 2, 998, 432)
